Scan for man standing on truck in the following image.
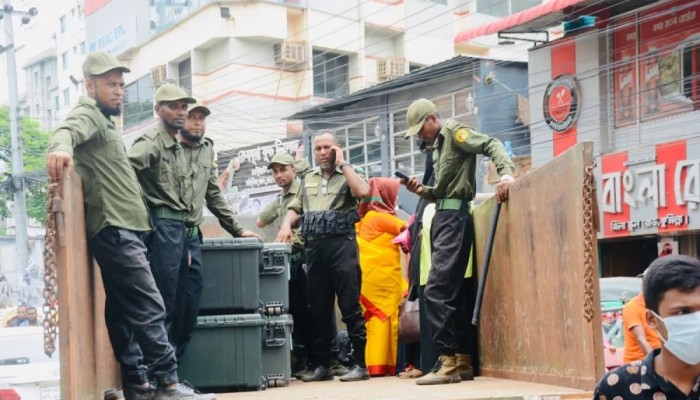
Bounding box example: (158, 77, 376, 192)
(46, 51, 211, 399)
(129, 83, 195, 346)
(275, 132, 372, 382)
(175, 99, 258, 359)
(401, 98, 514, 385)
(257, 152, 314, 378)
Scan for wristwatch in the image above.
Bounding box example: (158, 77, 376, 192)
(339, 162, 351, 170)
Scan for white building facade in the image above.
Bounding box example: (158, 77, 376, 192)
(21, 49, 58, 131)
(54, 0, 87, 122)
(84, 0, 531, 151)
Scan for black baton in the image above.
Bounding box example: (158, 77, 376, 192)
(472, 201, 502, 326)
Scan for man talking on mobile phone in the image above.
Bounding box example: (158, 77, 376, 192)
(276, 131, 371, 382)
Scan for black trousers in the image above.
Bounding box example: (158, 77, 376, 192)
(289, 251, 313, 359)
(174, 231, 203, 359)
(146, 216, 187, 341)
(89, 226, 178, 386)
(305, 234, 367, 368)
(424, 210, 474, 356)
(418, 285, 439, 370)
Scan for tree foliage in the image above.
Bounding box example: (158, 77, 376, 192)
(0, 106, 50, 225)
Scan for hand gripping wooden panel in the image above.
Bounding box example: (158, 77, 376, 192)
(472, 142, 604, 390)
(56, 170, 120, 399)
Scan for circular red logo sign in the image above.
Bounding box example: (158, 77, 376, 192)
(543, 75, 580, 132)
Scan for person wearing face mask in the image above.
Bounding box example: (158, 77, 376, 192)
(401, 98, 515, 385)
(594, 254, 700, 400)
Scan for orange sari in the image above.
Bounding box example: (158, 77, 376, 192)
(357, 178, 404, 376)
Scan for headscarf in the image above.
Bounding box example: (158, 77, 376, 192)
(359, 177, 399, 218)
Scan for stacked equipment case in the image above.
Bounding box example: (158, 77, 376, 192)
(178, 238, 293, 391)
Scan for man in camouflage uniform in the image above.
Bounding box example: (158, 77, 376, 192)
(46, 51, 210, 399)
(402, 98, 514, 385)
(276, 132, 371, 382)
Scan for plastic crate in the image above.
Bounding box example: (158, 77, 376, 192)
(199, 238, 263, 314)
(259, 243, 291, 315)
(178, 314, 267, 391)
(262, 314, 294, 387)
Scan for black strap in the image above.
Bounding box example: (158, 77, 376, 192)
(330, 182, 349, 209)
(406, 283, 420, 302)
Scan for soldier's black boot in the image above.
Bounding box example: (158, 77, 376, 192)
(339, 365, 370, 382)
(300, 365, 334, 382)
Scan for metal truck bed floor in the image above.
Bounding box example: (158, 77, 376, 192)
(217, 376, 593, 400)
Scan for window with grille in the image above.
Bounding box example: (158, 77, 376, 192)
(331, 118, 381, 177)
(312, 50, 349, 99)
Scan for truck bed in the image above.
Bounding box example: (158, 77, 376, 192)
(216, 376, 593, 400)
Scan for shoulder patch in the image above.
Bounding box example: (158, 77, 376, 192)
(455, 128, 470, 143)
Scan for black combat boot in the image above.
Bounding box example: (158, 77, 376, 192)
(300, 365, 334, 382)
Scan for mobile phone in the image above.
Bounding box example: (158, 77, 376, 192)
(330, 147, 337, 166)
(394, 170, 410, 181)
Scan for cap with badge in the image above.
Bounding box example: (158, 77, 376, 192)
(155, 83, 196, 104)
(82, 51, 131, 78)
(188, 99, 211, 116)
(267, 153, 295, 169)
(405, 98, 437, 138)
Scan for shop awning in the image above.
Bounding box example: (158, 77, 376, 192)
(454, 0, 594, 43)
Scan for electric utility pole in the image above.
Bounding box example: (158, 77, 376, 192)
(1, 1, 38, 272)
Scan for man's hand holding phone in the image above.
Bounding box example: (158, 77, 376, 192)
(331, 145, 345, 167)
(394, 170, 410, 182)
(395, 170, 424, 195)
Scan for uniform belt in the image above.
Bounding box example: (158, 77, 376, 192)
(186, 226, 199, 238)
(436, 198, 467, 211)
(305, 233, 348, 241)
(291, 252, 304, 264)
(151, 206, 186, 221)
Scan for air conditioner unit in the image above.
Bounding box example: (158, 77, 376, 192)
(151, 64, 167, 87)
(376, 57, 406, 82)
(274, 40, 307, 66)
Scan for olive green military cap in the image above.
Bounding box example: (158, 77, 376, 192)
(294, 158, 311, 174)
(267, 153, 295, 169)
(82, 51, 130, 78)
(405, 98, 437, 138)
(188, 99, 211, 116)
(155, 83, 196, 104)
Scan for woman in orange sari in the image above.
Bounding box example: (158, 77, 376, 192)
(356, 177, 406, 376)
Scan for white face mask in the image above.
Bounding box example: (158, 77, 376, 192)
(652, 310, 700, 365)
